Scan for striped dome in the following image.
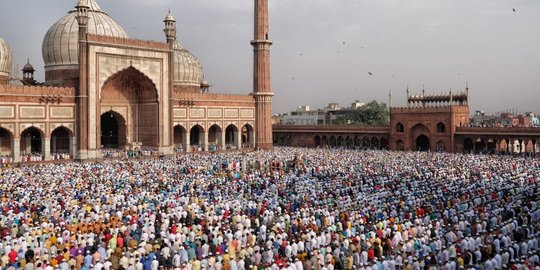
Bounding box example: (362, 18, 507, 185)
(173, 41, 204, 87)
(0, 36, 13, 79)
(42, 0, 128, 71)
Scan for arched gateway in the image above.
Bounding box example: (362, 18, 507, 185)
(99, 67, 159, 149)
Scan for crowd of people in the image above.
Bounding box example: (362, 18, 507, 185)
(0, 147, 538, 270)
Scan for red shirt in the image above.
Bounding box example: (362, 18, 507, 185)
(8, 249, 18, 263)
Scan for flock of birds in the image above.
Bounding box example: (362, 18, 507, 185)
(290, 8, 518, 81)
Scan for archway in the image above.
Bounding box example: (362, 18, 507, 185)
(190, 125, 204, 150)
(321, 136, 328, 147)
(241, 124, 254, 148)
(20, 127, 43, 155)
(337, 136, 344, 147)
(51, 126, 72, 157)
(487, 138, 497, 153)
(346, 136, 353, 147)
(474, 138, 486, 153)
(173, 125, 186, 151)
(380, 137, 389, 149)
(396, 122, 404, 133)
(371, 137, 380, 149)
(225, 125, 238, 148)
(354, 136, 361, 147)
(100, 111, 127, 148)
(362, 136, 370, 148)
(410, 124, 430, 151)
(329, 136, 336, 147)
(314, 135, 321, 147)
(416, 135, 430, 151)
(101, 67, 159, 148)
(208, 124, 222, 151)
(436, 122, 446, 133)
(463, 137, 474, 153)
(0, 127, 13, 156)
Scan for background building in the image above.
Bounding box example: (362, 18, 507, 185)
(0, 0, 273, 161)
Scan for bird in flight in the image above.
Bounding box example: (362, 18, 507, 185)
(368, 72, 373, 76)
(513, 8, 516, 12)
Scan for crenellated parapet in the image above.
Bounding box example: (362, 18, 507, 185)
(0, 85, 76, 96)
(391, 106, 454, 114)
(173, 92, 255, 107)
(87, 34, 169, 51)
(406, 85, 469, 107)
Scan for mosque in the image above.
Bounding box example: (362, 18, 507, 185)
(0, 0, 274, 161)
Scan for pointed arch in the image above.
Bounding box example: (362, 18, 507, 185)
(100, 66, 159, 101)
(225, 124, 239, 148)
(0, 127, 13, 156)
(189, 124, 205, 150)
(208, 124, 223, 151)
(51, 126, 74, 158)
(100, 67, 160, 147)
(20, 126, 45, 156)
(100, 110, 127, 148)
(173, 124, 187, 151)
(314, 135, 321, 147)
(436, 122, 446, 133)
(241, 123, 254, 148)
(396, 122, 404, 133)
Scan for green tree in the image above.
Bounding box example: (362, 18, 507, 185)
(332, 100, 389, 126)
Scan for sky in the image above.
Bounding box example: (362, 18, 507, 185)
(1, 0, 539, 115)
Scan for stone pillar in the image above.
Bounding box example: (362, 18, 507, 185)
(43, 138, 51, 161)
(52, 137, 57, 155)
(250, 131, 256, 148)
(236, 130, 242, 149)
(70, 137, 77, 158)
(12, 139, 20, 163)
(184, 133, 191, 153)
(221, 131, 226, 151)
(202, 132, 209, 152)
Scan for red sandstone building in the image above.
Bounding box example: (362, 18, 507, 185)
(274, 88, 540, 154)
(0, 0, 274, 161)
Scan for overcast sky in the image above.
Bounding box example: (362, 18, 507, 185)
(1, 0, 539, 114)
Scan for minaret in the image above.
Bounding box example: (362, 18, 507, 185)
(164, 10, 176, 148)
(251, 0, 274, 150)
(22, 59, 35, 84)
(76, 0, 90, 158)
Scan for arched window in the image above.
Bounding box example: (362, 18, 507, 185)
(396, 122, 404, 133)
(436, 122, 446, 133)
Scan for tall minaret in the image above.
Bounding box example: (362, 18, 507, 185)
(76, 0, 90, 158)
(164, 11, 176, 148)
(251, 0, 274, 150)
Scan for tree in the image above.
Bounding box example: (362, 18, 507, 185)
(332, 100, 389, 126)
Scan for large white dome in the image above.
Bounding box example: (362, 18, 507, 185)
(173, 41, 204, 87)
(42, 0, 128, 70)
(0, 36, 13, 79)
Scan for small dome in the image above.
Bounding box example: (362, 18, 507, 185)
(0, 36, 13, 78)
(173, 41, 204, 86)
(42, 0, 128, 70)
(22, 59, 35, 72)
(164, 11, 175, 22)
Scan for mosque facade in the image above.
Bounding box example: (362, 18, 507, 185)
(0, 0, 274, 161)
